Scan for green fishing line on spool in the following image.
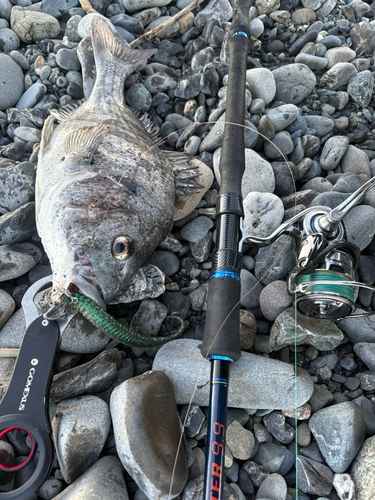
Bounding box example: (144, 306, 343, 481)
(296, 269, 355, 302)
(61, 291, 185, 347)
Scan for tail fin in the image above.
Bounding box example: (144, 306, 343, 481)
(90, 16, 156, 105)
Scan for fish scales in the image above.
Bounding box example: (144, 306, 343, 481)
(36, 17, 177, 304)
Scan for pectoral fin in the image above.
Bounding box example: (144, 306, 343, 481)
(64, 119, 115, 161)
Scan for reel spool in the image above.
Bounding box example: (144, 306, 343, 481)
(293, 242, 362, 320)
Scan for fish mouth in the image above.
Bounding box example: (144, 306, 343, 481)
(64, 270, 106, 310)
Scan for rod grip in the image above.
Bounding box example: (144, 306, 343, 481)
(201, 277, 241, 360)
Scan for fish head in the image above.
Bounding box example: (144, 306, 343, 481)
(53, 202, 172, 305)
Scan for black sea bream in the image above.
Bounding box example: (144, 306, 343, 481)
(36, 16, 196, 304)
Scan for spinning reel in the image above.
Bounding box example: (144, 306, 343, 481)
(240, 176, 375, 320)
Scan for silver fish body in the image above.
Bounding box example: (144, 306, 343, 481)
(36, 17, 176, 303)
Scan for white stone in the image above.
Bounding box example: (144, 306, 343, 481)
(333, 473, 356, 500)
(123, 0, 172, 13)
(246, 67, 276, 106)
(243, 191, 284, 238)
(256, 0, 280, 14)
(214, 148, 275, 197)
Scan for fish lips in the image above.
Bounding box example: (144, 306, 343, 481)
(66, 273, 106, 309)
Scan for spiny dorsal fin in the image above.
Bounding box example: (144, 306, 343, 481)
(39, 115, 55, 157)
(63, 119, 115, 160)
(91, 16, 157, 77)
(50, 101, 83, 123)
(131, 110, 160, 142)
(163, 150, 204, 195)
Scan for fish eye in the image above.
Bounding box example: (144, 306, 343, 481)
(112, 236, 133, 260)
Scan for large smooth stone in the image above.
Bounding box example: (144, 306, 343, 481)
(270, 307, 344, 351)
(52, 456, 129, 499)
(153, 339, 314, 409)
(272, 63, 316, 104)
(309, 402, 366, 473)
(110, 371, 188, 500)
(10, 6, 60, 43)
(246, 68, 276, 106)
(52, 396, 111, 483)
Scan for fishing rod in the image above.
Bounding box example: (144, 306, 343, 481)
(200, 0, 252, 498)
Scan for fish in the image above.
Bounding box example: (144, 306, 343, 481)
(36, 15, 202, 305)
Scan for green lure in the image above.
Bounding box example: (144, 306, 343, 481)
(61, 291, 185, 347)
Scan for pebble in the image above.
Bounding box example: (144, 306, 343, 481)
(272, 63, 316, 104)
(320, 62, 358, 90)
(297, 456, 333, 496)
(243, 191, 284, 238)
(353, 343, 375, 371)
(259, 280, 293, 321)
(240, 269, 263, 309)
(265, 104, 299, 132)
(226, 421, 255, 460)
(144, 250, 180, 276)
(0, 242, 42, 282)
(214, 147, 275, 198)
(350, 21, 375, 56)
(246, 68, 276, 106)
(254, 234, 295, 285)
(10, 7, 60, 43)
(52, 456, 129, 499)
(153, 339, 314, 409)
(347, 70, 374, 108)
(309, 402, 366, 473)
(194, 0, 233, 30)
(344, 205, 375, 250)
(52, 396, 111, 483)
(332, 474, 356, 500)
(16, 82, 47, 109)
(319, 135, 349, 170)
(324, 47, 356, 68)
(181, 216, 213, 243)
(50, 349, 121, 402)
(110, 371, 187, 499)
(0, 201, 36, 245)
(270, 307, 344, 350)
(304, 115, 334, 137)
(0, 54, 24, 111)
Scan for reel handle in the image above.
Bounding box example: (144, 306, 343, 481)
(0, 316, 60, 499)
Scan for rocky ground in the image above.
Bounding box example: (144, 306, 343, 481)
(1, 0, 375, 498)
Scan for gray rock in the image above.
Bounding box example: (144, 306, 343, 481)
(0, 53, 24, 111)
(272, 64, 316, 104)
(39, 477, 63, 499)
(130, 299, 167, 357)
(180, 403, 205, 438)
(0, 202, 36, 245)
(14, 126, 41, 143)
(352, 396, 375, 436)
(10, 7, 60, 43)
(303, 177, 333, 193)
(52, 456, 129, 500)
(243, 192, 284, 238)
(144, 250, 180, 277)
(348, 70, 374, 108)
(264, 131, 294, 159)
(353, 343, 375, 371)
(126, 83, 152, 113)
(191, 47, 215, 73)
(201, 113, 258, 152)
(309, 402, 365, 473)
(240, 269, 263, 309)
(351, 435, 375, 500)
(50, 349, 121, 402)
(0, 27, 20, 52)
(181, 216, 213, 243)
(194, 0, 233, 30)
(263, 411, 294, 444)
(304, 115, 334, 137)
(0, 289, 15, 330)
(214, 147, 275, 198)
(226, 421, 255, 460)
(320, 62, 358, 90)
(315, 0, 336, 17)
(0, 308, 25, 348)
(254, 235, 296, 285)
(271, 161, 298, 197)
(190, 231, 212, 263)
(344, 205, 375, 250)
(338, 313, 375, 343)
(256, 473, 287, 500)
(110, 371, 188, 500)
(246, 68, 276, 106)
(250, 17, 264, 39)
(297, 456, 333, 496)
(144, 72, 177, 94)
(341, 145, 371, 178)
(301, 0, 325, 9)
(40, 0, 79, 18)
(65, 15, 82, 42)
(0, 0, 12, 21)
(295, 53, 327, 70)
(320, 136, 349, 170)
(0, 242, 42, 282)
(153, 339, 314, 409)
(259, 280, 294, 321)
(16, 83, 46, 109)
(52, 396, 111, 483)
(310, 190, 350, 209)
(324, 47, 356, 68)
(265, 104, 299, 133)
(270, 308, 344, 351)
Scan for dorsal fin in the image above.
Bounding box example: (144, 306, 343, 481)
(131, 110, 160, 142)
(39, 115, 55, 157)
(64, 119, 115, 161)
(50, 101, 83, 123)
(163, 150, 203, 195)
